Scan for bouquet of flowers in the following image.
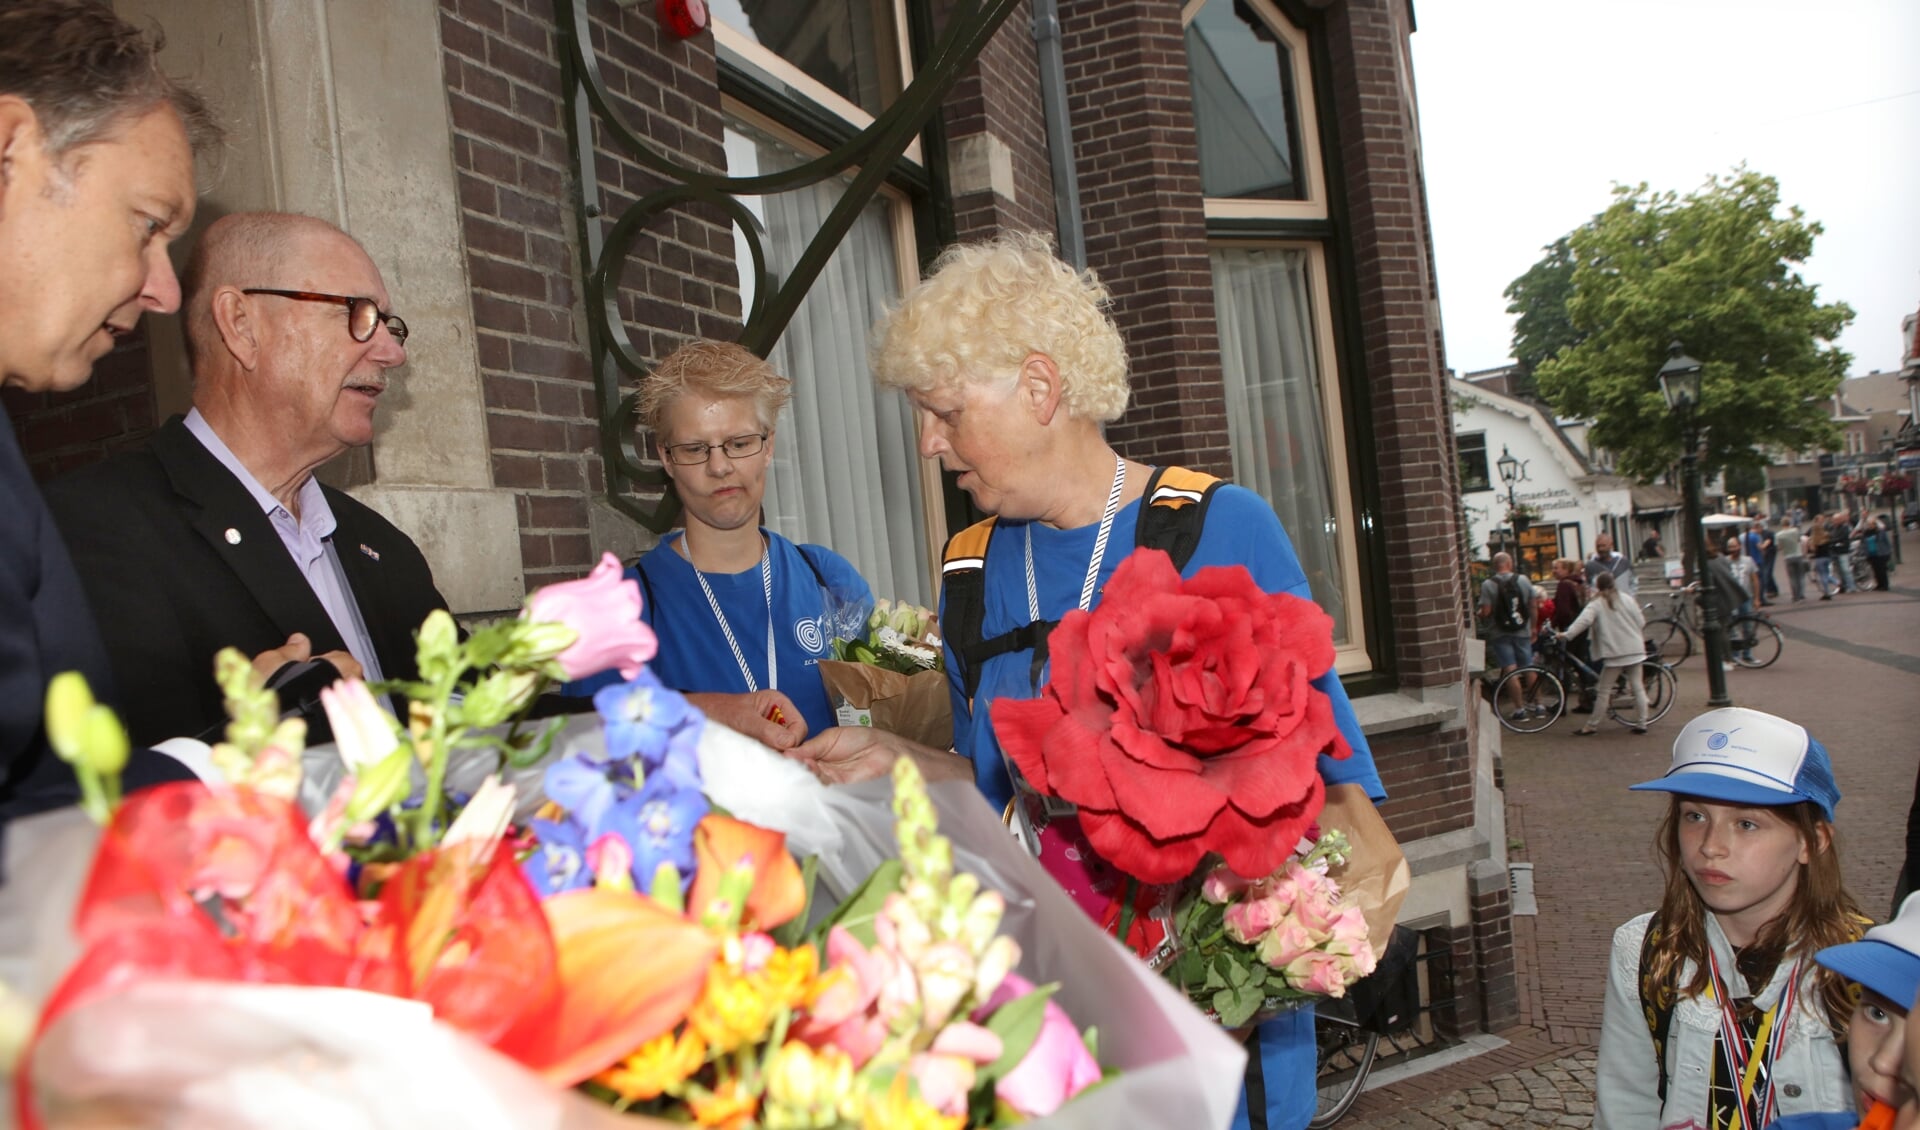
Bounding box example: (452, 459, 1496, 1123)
(9, 554, 1248, 1129)
(817, 597, 953, 750)
(990, 550, 1407, 1026)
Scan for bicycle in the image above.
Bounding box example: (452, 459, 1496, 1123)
(1639, 584, 1699, 666)
(1726, 611, 1784, 669)
(1492, 627, 1677, 734)
(1309, 925, 1419, 1127)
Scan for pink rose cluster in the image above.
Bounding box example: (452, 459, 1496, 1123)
(1203, 859, 1377, 998)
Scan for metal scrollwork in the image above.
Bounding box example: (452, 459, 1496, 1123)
(554, 0, 1022, 532)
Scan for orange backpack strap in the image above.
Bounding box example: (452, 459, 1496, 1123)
(1136, 466, 1223, 566)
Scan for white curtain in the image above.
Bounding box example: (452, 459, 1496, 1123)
(726, 123, 932, 606)
(1210, 246, 1349, 643)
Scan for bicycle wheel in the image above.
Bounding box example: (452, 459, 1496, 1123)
(1492, 667, 1564, 733)
(1309, 1016, 1381, 1129)
(1729, 616, 1784, 668)
(1609, 663, 1677, 727)
(1643, 617, 1693, 666)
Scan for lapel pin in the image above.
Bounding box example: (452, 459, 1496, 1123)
(224, 528, 242, 545)
(360, 543, 381, 562)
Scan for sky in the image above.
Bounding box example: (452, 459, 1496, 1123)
(1409, 0, 1920, 377)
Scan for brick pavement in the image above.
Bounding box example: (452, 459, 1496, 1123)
(1343, 582, 1920, 1126)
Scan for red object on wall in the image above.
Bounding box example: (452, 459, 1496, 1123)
(658, 0, 708, 39)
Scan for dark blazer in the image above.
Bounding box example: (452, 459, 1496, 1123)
(43, 416, 449, 748)
(2, 404, 195, 829)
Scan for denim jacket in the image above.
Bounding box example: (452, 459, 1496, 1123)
(1596, 912, 1851, 1130)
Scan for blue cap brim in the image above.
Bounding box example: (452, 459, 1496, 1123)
(1628, 772, 1825, 819)
(1815, 939, 1920, 1012)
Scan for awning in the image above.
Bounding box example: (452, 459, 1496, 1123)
(1630, 484, 1684, 514)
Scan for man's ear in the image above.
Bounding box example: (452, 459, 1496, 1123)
(209, 287, 261, 371)
(0, 97, 47, 220)
(1018, 352, 1065, 426)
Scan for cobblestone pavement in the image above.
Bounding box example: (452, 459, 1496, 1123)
(1343, 580, 1920, 1127)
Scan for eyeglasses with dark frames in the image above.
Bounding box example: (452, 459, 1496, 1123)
(241, 288, 409, 345)
(662, 432, 769, 465)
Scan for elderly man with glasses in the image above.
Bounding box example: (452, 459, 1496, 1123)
(44, 212, 450, 747)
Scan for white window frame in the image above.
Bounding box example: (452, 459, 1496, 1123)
(1183, 0, 1325, 223)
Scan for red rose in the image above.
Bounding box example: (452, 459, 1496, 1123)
(992, 549, 1348, 884)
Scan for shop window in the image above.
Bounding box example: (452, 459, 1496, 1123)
(1457, 432, 1491, 493)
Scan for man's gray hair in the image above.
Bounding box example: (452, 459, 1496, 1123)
(0, 0, 220, 158)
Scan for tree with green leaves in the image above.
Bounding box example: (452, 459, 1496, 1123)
(1507, 169, 1852, 481)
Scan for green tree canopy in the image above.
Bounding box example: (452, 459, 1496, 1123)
(1509, 169, 1852, 480)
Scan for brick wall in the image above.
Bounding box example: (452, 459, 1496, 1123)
(441, 0, 739, 590)
(1372, 728, 1473, 841)
(1056, 0, 1230, 478)
(3, 332, 156, 482)
(1319, 0, 1467, 689)
(1470, 859, 1520, 1030)
(936, 0, 1058, 244)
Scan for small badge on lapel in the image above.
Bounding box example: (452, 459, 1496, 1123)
(359, 543, 381, 562)
(223, 528, 242, 545)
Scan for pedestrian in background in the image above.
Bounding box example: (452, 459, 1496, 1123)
(1830, 513, 1858, 594)
(1862, 514, 1893, 592)
(1777, 517, 1808, 603)
(1559, 570, 1647, 734)
(1596, 708, 1864, 1130)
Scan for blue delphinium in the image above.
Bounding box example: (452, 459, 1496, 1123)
(521, 669, 707, 898)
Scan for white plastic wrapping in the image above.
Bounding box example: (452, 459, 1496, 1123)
(4, 716, 1245, 1128)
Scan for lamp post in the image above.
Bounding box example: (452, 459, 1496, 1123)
(1658, 342, 1732, 707)
(1497, 445, 1523, 561)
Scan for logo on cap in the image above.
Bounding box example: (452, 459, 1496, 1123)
(1707, 732, 1730, 751)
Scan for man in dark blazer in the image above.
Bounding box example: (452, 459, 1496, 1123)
(45, 212, 449, 748)
(1, 0, 219, 828)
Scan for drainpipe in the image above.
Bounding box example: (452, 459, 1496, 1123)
(1032, 0, 1085, 270)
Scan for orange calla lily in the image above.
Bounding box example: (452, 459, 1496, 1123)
(498, 887, 719, 1085)
(688, 814, 806, 933)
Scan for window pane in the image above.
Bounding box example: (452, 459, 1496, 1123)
(1457, 432, 1491, 493)
(1185, 0, 1302, 200)
(1211, 246, 1349, 643)
(712, 0, 901, 117)
(724, 121, 932, 606)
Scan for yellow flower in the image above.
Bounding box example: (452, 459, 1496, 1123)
(594, 1028, 707, 1102)
(862, 1074, 964, 1130)
(688, 1076, 760, 1129)
(751, 942, 822, 1013)
(763, 1041, 858, 1129)
(689, 960, 778, 1053)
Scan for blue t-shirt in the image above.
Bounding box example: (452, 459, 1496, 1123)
(567, 530, 871, 738)
(938, 480, 1385, 1130)
(1766, 1112, 1859, 1130)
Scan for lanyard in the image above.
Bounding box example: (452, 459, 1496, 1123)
(1706, 946, 1801, 1130)
(690, 537, 776, 694)
(1024, 454, 1127, 623)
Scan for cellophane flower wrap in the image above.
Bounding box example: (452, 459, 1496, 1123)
(990, 548, 1378, 1024)
(4, 552, 1144, 1129)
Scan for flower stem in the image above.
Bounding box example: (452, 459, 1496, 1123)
(415, 662, 466, 846)
(1115, 877, 1140, 947)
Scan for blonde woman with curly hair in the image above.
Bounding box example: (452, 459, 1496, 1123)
(564, 339, 871, 749)
(790, 232, 1384, 1130)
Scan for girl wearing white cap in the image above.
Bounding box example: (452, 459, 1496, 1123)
(1596, 708, 1866, 1130)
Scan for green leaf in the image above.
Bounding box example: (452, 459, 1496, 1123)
(505, 716, 570, 770)
(978, 981, 1059, 1085)
(769, 854, 819, 949)
(814, 858, 903, 947)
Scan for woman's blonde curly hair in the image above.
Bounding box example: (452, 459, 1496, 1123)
(635, 339, 792, 441)
(869, 231, 1130, 423)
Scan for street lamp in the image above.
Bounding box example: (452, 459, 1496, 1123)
(1496, 445, 1524, 563)
(1657, 341, 1732, 707)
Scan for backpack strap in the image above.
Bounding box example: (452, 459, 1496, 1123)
(1136, 466, 1222, 570)
(940, 467, 1222, 705)
(1637, 911, 1675, 1104)
(792, 541, 832, 593)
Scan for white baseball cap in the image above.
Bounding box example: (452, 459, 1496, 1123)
(1815, 893, 1920, 1011)
(1628, 707, 1840, 823)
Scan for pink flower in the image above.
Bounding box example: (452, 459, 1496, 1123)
(522, 553, 657, 681)
(1328, 906, 1371, 952)
(319, 678, 399, 770)
(972, 973, 1102, 1118)
(1284, 950, 1353, 997)
(1256, 921, 1320, 969)
(1201, 864, 1252, 905)
(1223, 894, 1288, 945)
(795, 926, 890, 1067)
(907, 1022, 1003, 1115)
